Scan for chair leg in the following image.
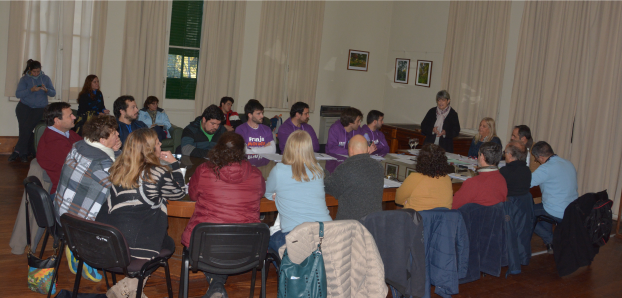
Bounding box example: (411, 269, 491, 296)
(135, 275, 144, 298)
(164, 260, 173, 298)
(39, 229, 50, 258)
(111, 272, 117, 285)
(261, 263, 267, 298)
(47, 242, 64, 298)
(104, 269, 110, 289)
(249, 267, 257, 298)
(72, 260, 84, 298)
(179, 248, 189, 298)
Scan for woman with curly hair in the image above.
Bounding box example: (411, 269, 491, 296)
(181, 131, 265, 298)
(396, 143, 453, 211)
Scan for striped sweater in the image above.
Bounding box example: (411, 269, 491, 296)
(95, 162, 186, 259)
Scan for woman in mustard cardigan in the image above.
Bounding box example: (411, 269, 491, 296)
(396, 143, 453, 211)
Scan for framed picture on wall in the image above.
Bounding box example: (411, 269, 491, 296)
(415, 60, 433, 87)
(385, 163, 399, 179)
(347, 49, 370, 71)
(394, 58, 410, 84)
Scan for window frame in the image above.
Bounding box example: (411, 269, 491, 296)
(163, 0, 206, 103)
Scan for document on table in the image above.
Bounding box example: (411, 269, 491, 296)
(448, 173, 470, 181)
(383, 178, 402, 188)
(257, 153, 282, 162)
(314, 153, 337, 160)
(370, 155, 385, 161)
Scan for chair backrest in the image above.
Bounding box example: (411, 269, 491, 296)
(60, 213, 131, 272)
(188, 223, 270, 275)
(24, 176, 55, 229)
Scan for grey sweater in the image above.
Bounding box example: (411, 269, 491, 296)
(324, 153, 385, 220)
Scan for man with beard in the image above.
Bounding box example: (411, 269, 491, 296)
(235, 99, 276, 154)
(277, 101, 319, 153)
(113, 95, 147, 147)
(359, 110, 387, 156)
(180, 105, 226, 157)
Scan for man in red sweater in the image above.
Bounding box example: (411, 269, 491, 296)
(453, 142, 507, 209)
(37, 102, 82, 195)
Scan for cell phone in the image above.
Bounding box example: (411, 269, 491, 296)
(37, 85, 42, 87)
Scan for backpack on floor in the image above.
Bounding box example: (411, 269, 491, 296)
(584, 194, 613, 247)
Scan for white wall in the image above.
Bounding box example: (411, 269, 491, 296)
(238, 1, 393, 132)
(382, 1, 451, 128)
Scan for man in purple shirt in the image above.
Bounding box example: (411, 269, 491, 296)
(235, 99, 276, 154)
(359, 110, 389, 156)
(277, 102, 319, 153)
(325, 107, 366, 156)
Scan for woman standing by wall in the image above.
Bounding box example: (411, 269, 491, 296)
(11, 59, 56, 162)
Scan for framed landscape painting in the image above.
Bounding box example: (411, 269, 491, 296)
(394, 58, 410, 84)
(415, 60, 433, 87)
(348, 49, 369, 71)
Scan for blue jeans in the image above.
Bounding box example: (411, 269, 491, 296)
(533, 203, 562, 245)
(269, 230, 289, 252)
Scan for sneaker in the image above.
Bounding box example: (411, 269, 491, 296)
(66, 246, 78, 274)
(81, 263, 103, 282)
(20, 154, 29, 163)
(203, 282, 228, 298)
(546, 243, 554, 254)
(8, 152, 18, 162)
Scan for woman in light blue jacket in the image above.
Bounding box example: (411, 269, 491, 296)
(137, 96, 172, 141)
(265, 130, 332, 252)
(11, 59, 56, 163)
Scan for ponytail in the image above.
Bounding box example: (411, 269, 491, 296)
(22, 59, 42, 76)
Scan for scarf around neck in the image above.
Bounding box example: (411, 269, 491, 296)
(85, 139, 116, 161)
(434, 105, 451, 135)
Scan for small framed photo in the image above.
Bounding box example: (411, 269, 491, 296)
(394, 58, 410, 84)
(385, 163, 399, 178)
(347, 49, 369, 71)
(415, 60, 433, 87)
(406, 168, 417, 177)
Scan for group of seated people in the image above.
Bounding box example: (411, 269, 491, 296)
(31, 88, 579, 298)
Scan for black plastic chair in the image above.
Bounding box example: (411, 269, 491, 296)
(179, 223, 271, 298)
(60, 213, 174, 298)
(24, 176, 65, 298)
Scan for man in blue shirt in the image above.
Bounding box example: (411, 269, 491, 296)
(530, 141, 578, 254)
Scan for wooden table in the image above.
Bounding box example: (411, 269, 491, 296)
(380, 123, 474, 156)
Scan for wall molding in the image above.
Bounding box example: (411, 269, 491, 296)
(0, 136, 18, 154)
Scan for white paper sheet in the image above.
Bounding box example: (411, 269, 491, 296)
(257, 153, 282, 162)
(314, 153, 338, 160)
(370, 155, 385, 161)
(383, 178, 403, 188)
(448, 173, 470, 181)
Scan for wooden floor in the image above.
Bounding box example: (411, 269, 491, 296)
(2, 157, 621, 298)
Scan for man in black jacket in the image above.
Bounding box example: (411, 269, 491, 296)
(180, 105, 226, 157)
(500, 141, 532, 196)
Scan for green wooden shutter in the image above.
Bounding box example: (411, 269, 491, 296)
(166, 0, 203, 100)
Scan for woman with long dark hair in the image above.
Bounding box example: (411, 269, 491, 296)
(182, 131, 265, 298)
(74, 75, 109, 135)
(11, 59, 56, 162)
(96, 128, 185, 297)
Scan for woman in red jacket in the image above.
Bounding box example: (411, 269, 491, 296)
(181, 131, 265, 298)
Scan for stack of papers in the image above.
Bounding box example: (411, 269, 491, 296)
(315, 153, 337, 160)
(257, 153, 282, 162)
(383, 178, 402, 188)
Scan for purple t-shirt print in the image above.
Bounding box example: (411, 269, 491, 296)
(235, 122, 274, 148)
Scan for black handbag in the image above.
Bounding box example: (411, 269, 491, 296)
(278, 222, 328, 298)
(26, 199, 58, 295)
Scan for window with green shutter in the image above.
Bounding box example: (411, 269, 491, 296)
(166, 0, 203, 100)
